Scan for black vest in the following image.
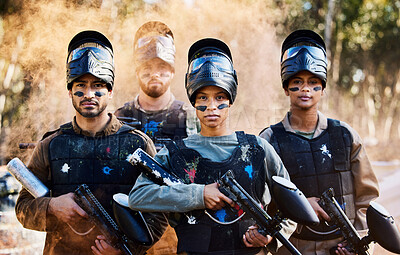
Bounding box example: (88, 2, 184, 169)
(270, 119, 355, 240)
(117, 100, 188, 150)
(47, 123, 146, 252)
(166, 131, 266, 254)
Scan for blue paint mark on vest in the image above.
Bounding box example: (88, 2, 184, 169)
(102, 166, 114, 175)
(215, 208, 227, 222)
(143, 120, 162, 136)
(245, 165, 253, 179)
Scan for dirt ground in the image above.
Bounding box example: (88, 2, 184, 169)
(0, 162, 399, 254)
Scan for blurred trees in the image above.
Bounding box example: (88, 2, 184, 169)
(272, 0, 400, 145)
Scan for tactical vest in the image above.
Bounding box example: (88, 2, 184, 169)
(47, 122, 146, 251)
(119, 100, 188, 150)
(166, 131, 266, 254)
(270, 119, 355, 241)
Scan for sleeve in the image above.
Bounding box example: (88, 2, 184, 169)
(257, 137, 297, 253)
(342, 122, 379, 234)
(128, 146, 205, 213)
(15, 136, 58, 232)
(114, 101, 133, 118)
(259, 127, 273, 142)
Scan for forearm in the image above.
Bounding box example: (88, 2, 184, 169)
(129, 173, 205, 212)
(15, 188, 55, 231)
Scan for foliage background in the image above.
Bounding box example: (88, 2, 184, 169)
(0, 0, 400, 162)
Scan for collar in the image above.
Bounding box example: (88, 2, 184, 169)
(133, 94, 176, 113)
(282, 111, 328, 138)
(71, 113, 123, 137)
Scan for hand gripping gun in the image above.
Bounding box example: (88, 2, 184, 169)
(318, 188, 400, 255)
(6, 157, 153, 255)
(129, 148, 320, 255)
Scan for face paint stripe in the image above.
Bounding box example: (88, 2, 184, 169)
(289, 87, 299, 92)
(313, 87, 322, 91)
(195, 105, 207, 112)
(95, 91, 106, 97)
(74, 91, 84, 97)
(217, 103, 229, 109)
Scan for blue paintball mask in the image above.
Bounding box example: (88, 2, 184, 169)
(66, 31, 114, 90)
(185, 38, 238, 106)
(280, 30, 327, 88)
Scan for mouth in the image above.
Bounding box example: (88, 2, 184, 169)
(148, 79, 162, 86)
(299, 95, 311, 101)
(80, 100, 98, 107)
(204, 114, 220, 120)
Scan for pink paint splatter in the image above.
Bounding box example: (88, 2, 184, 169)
(184, 168, 196, 183)
(106, 147, 111, 153)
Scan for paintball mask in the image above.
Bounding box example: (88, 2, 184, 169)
(185, 38, 238, 106)
(280, 30, 327, 88)
(66, 31, 114, 90)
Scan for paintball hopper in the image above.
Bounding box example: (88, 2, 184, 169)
(271, 176, 319, 226)
(112, 193, 154, 246)
(366, 201, 400, 254)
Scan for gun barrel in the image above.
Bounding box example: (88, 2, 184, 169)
(220, 171, 301, 255)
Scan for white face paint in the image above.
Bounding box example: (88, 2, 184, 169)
(61, 163, 70, 174)
(320, 144, 332, 158)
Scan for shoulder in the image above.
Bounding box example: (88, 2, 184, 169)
(337, 119, 362, 144)
(115, 100, 137, 116)
(259, 127, 274, 142)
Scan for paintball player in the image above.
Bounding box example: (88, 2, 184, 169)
(129, 38, 296, 254)
(15, 30, 167, 254)
(259, 29, 379, 255)
(115, 21, 199, 151)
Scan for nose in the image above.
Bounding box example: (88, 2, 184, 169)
(207, 98, 218, 110)
(301, 83, 311, 92)
(83, 87, 96, 98)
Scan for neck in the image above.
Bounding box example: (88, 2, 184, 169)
(138, 89, 172, 111)
(75, 111, 110, 136)
(289, 107, 319, 132)
(200, 122, 232, 137)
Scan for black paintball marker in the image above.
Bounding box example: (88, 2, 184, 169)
(129, 148, 320, 255)
(6, 157, 153, 255)
(318, 188, 400, 255)
(116, 116, 142, 129)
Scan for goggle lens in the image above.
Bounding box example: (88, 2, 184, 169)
(281, 46, 326, 62)
(135, 35, 174, 50)
(68, 43, 113, 63)
(189, 53, 233, 73)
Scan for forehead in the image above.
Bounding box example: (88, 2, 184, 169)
(138, 58, 173, 70)
(289, 71, 321, 80)
(196, 86, 228, 95)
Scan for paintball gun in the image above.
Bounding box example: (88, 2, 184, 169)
(318, 188, 400, 255)
(6, 157, 153, 255)
(129, 148, 320, 255)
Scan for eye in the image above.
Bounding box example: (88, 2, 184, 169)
(94, 83, 106, 88)
(216, 95, 227, 100)
(292, 79, 303, 85)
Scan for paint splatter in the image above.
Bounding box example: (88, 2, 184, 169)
(195, 105, 207, 112)
(320, 144, 332, 158)
(215, 209, 227, 222)
(106, 147, 111, 153)
(184, 168, 197, 183)
(289, 87, 299, 92)
(245, 165, 253, 179)
(102, 166, 114, 175)
(143, 120, 162, 136)
(74, 91, 84, 97)
(240, 144, 250, 162)
(217, 103, 229, 109)
(95, 91, 106, 97)
(186, 214, 197, 224)
(61, 163, 70, 173)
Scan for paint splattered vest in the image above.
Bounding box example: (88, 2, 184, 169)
(166, 131, 266, 254)
(48, 122, 146, 213)
(117, 100, 188, 150)
(270, 119, 355, 241)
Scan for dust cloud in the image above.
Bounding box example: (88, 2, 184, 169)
(2, 0, 288, 160)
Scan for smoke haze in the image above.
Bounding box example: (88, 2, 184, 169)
(2, 0, 291, 160)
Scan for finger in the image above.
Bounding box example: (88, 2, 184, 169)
(243, 234, 254, 247)
(220, 193, 234, 207)
(97, 235, 106, 241)
(95, 239, 105, 253)
(91, 246, 100, 255)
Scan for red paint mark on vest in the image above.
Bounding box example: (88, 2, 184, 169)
(184, 168, 196, 183)
(106, 147, 111, 153)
